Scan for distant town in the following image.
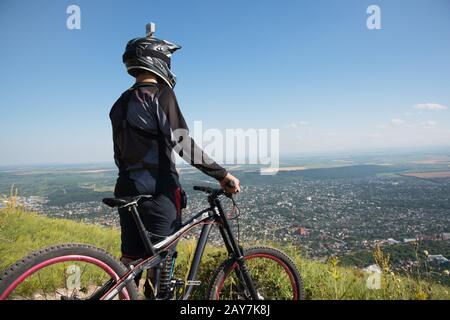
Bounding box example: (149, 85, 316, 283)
(1, 154, 449, 284)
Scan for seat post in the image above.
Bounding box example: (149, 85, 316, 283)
(129, 205, 155, 256)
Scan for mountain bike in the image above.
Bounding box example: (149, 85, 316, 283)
(0, 184, 304, 300)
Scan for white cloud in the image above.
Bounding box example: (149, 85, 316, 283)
(414, 103, 448, 111)
(287, 121, 309, 128)
(420, 120, 438, 127)
(390, 119, 405, 125)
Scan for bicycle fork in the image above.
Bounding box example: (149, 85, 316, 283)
(214, 199, 260, 300)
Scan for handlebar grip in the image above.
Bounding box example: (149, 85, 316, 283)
(193, 185, 213, 193)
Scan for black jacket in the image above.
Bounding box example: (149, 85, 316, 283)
(109, 82, 227, 194)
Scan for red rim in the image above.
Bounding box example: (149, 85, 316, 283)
(215, 253, 299, 300)
(0, 255, 130, 300)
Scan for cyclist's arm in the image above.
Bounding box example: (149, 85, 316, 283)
(157, 86, 228, 181)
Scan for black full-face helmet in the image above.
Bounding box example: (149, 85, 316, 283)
(122, 35, 181, 88)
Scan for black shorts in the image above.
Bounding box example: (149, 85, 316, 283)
(114, 172, 183, 258)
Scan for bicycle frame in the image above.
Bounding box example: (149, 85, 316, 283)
(100, 192, 259, 300)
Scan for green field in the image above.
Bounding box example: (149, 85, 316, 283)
(0, 207, 449, 300)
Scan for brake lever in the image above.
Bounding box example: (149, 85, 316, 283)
(224, 191, 233, 199)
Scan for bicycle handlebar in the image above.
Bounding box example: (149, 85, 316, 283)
(193, 180, 236, 198)
(193, 185, 213, 193)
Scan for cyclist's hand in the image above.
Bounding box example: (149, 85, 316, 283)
(220, 173, 241, 194)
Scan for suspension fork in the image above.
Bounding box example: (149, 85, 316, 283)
(214, 198, 260, 300)
(182, 223, 213, 300)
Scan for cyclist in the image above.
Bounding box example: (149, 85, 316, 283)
(109, 29, 240, 297)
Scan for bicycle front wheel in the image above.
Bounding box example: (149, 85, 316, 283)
(208, 246, 304, 300)
(0, 243, 139, 300)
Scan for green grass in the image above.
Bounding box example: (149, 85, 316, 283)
(0, 207, 449, 300)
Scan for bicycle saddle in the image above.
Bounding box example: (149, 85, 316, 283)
(102, 195, 153, 208)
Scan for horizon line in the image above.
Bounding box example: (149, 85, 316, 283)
(1, 145, 449, 168)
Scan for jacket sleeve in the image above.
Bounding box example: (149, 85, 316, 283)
(156, 85, 228, 181)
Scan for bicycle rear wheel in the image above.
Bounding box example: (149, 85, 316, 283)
(0, 243, 139, 300)
(208, 246, 304, 300)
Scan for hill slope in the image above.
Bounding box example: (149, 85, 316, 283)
(0, 207, 448, 300)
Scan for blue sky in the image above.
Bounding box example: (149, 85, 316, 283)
(0, 0, 449, 165)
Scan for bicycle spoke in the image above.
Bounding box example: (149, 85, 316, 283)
(36, 273, 48, 300)
(50, 266, 57, 298)
(212, 248, 302, 300)
(80, 263, 88, 279)
(56, 289, 66, 297)
(1, 244, 138, 300)
(62, 263, 69, 298)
